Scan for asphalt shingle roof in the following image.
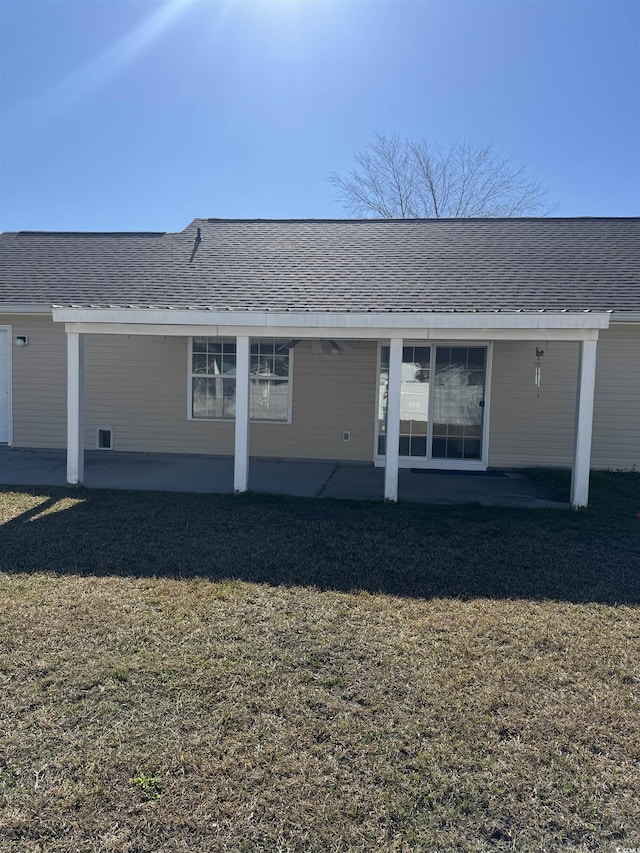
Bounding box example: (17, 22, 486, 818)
(0, 217, 638, 313)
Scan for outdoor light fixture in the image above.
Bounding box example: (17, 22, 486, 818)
(14, 335, 28, 347)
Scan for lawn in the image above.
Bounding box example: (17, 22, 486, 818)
(0, 471, 638, 852)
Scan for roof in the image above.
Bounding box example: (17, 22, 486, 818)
(1, 217, 639, 313)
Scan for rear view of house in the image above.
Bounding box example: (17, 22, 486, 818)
(0, 217, 638, 507)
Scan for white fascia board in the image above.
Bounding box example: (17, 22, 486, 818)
(0, 304, 53, 314)
(610, 313, 640, 323)
(63, 321, 602, 342)
(52, 307, 611, 330)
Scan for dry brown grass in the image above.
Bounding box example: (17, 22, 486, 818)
(0, 478, 639, 851)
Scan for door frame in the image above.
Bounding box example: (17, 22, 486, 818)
(373, 340, 493, 470)
(0, 326, 13, 445)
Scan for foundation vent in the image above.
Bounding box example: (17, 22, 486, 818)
(96, 427, 113, 451)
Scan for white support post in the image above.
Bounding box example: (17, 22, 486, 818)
(570, 339, 598, 509)
(66, 331, 85, 485)
(234, 335, 250, 494)
(384, 337, 403, 502)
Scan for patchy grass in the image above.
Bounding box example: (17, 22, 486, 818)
(0, 473, 639, 851)
(526, 467, 640, 520)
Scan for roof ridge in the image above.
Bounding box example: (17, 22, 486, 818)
(190, 216, 640, 224)
(14, 231, 166, 237)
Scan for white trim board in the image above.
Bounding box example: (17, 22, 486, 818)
(610, 314, 640, 323)
(0, 306, 53, 315)
(62, 322, 602, 343)
(0, 326, 13, 445)
(53, 307, 611, 331)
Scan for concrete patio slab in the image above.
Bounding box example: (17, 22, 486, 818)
(85, 451, 235, 493)
(249, 458, 337, 498)
(0, 448, 568, 508)
(398, 469, 567, 508)
(319, 464, 567, 508)
(0, 448, 67, 487)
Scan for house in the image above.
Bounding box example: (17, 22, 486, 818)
(0, 217, 638, 508)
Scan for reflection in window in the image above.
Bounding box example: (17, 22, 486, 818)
(378, 345, 486, 460)
(378, 345, 431, 456)
(250, 339, 290, 421)
(431, 347, 485, 459)
(191, 338, 291, 421)
(191, 338, 237, 419)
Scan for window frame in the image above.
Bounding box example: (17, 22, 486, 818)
(187, 336, 294, 424)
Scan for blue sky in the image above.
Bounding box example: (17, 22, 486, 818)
(1, 0, 639, 232)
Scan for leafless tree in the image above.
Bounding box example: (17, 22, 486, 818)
(329, 133, 552, 218)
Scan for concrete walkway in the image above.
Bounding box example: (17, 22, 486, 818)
(0, 448, 568, 508)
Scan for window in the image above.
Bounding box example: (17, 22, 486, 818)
(250, 339, 291, 421)
(191, 337, 237, 419)
(190, 337, 291, 422)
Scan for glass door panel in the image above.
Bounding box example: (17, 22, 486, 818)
(378, 345, 431, 457)
(399, 345, 430, 457)
(378, 347, 389, 455)
(431, 347, 486, 460)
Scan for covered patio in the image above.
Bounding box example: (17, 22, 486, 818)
(56, 308, 607, 508)
(0, 448, 567, 508)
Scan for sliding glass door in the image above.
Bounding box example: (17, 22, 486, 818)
(378, 344, 488, 464)
(431, 346, 486, 460)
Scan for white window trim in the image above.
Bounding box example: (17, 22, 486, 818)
(187, 336, 293, 424)
(0, 325, 13, 446)
(374, 340, 493, 471)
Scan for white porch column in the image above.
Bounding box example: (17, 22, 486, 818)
(234, 335, 250, 493)
(570, 339, 598, 509)
(66, 331, 85, 485)
(384, 337, 403, 502)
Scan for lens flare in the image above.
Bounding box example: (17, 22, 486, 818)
(15, 0, 197, 128)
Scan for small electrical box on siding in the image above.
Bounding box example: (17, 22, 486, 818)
(96, 427, 113, 450)
(342, 431, 351, 442)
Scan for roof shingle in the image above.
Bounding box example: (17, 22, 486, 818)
(1, 217, 638, 313)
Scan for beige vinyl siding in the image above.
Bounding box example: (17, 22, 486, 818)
(2, 318, 378, 460)
(591, 323, 640, 470)
(84, 334, 231, 455)
(83, 336, 378, 462)
(1, 314, 67, 448)
(4, 314, 638, 470)
(252, 341, 378, 460)
(489, 325, 640, 470)
(488, 340, 579, 468)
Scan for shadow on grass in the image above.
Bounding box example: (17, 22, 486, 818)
(0, 471, 638, 604)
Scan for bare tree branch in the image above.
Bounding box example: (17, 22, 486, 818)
(329, 134, 553, 218)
